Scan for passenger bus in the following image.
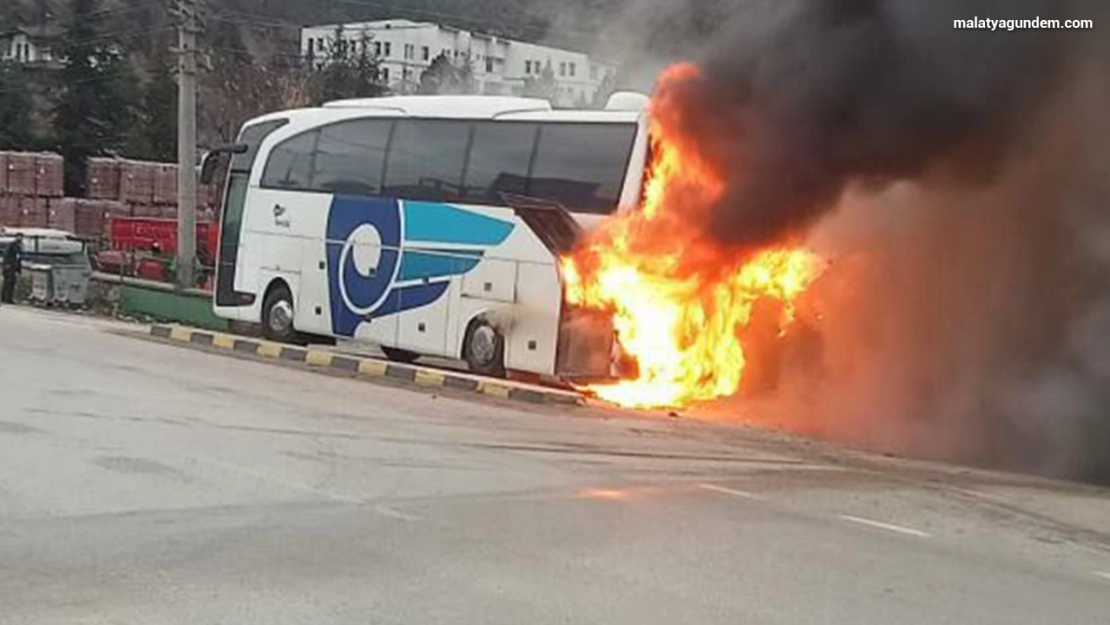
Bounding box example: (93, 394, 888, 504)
(204, 94, 650, 379)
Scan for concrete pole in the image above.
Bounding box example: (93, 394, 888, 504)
(175, 0, 198, 288)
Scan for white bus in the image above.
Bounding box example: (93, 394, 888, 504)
(205, 94, 650, 378)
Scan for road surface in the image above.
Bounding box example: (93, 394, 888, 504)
(0, 306, 1108, 624)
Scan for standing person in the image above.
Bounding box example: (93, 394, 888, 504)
(2, 233, 24, 304)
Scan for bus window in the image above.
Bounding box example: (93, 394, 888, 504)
(529, 123, 638, 214)
(261, 130, 318, 190)
(313, 119, 392, 196)
(383, 120, 470, 202)
(232, 120, 287, 174)
(462, 122, 538, 205)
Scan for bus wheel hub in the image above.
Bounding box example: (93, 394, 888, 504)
(471, 325, 497, 364)
(270, 301, 294, 333)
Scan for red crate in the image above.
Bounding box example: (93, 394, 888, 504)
(34, 153, 64, 198)
(87, 158, 122, 200)
(48, 198, 77, 233)
(73, 199, 103, 238)
(0, 195, 19, 227)
(119, 161, 156, 205)
(17, 196, 48, 227)
(73, 199, 126, 239)
(5, 152, 36, 196)
(153, 164, 178, 205)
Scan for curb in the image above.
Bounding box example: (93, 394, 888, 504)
(149, 324, 584, 408)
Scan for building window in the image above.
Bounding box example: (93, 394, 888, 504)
(422, 46, 430, 61)
(307, 39, 314, 56)
(524, 60, 531, 74)
(485, 57, 494, 73)
(381, 67, 390, 82)
(374, 42, 382, 56)
(569, 63, 576, 77)
(384, 42, 392, 57)
(559, 62, 566, 77)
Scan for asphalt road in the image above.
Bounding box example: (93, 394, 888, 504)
(1, 306, 1108, 624)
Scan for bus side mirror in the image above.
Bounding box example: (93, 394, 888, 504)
(199, 143, 248, 185)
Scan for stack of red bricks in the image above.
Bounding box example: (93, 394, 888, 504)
(0, 153, 223, 240)
(88, 158, 222, 225)
(0, 152, 69, 231)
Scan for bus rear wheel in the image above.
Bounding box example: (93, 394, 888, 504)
(464, 320, 506, 378)
(261, 284, 298, 344)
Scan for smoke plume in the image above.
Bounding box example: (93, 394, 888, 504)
(594, 0, 1110, 480)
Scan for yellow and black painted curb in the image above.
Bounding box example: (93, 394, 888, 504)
(149, 324, 584, 407)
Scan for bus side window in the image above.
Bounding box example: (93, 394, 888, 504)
(261, 130, 318, 191)
(529, 123, 638, 214)
(383, 120, 470, 202)
(462, 122, 538, 205)
(313, 119, 392, 196)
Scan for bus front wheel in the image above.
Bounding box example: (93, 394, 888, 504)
(465, 320, 506, 379)
(261, 284, 298, 344)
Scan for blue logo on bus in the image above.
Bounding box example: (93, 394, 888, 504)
(326, 196, 515, 336)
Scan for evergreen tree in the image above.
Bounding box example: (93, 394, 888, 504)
(591, 69, 618, 109)
(313, 26, 387, 103)
(132, 48, 177, 161)
(522, 60, 557, 102)
(0, 61, 35, 150)
(416, 52, 475, 95)
(53, 0, 139, 195)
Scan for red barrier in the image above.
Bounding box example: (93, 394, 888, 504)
(108, 217, 219, 265)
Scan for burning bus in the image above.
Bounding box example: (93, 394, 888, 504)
(203, 75, 824, 409)
(203, 93, 654, 381)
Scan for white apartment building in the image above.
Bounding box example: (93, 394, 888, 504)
(301, 19, 614, 107)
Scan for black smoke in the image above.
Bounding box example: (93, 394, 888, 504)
(599, 0, 1110, 481)
(653, 0, 1097, 248)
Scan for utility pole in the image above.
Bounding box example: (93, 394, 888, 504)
(175, 0, 199, 288)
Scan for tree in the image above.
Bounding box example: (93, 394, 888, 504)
(129, 47, 177, 161)
(417, 52, 476, 95)
(200, 27, 315, 145)
(522, 60, 557, 102)
(0, 61, 35, 150)
(591, 69, 618, 109)
(53, 0, 140, 195)
(313, 26, 387, 103)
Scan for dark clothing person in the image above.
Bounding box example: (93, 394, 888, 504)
(2, 237, 24, 304)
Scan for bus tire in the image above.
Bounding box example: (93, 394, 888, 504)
(464, 320, 506, 378)
(261, 283, 298, 344)
(381, 346, 419, 364)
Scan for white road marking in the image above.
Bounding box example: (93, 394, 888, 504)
(1094, 571, 1110, 582)
(840, 514, 930, 538)
(699, 483, 764, 500)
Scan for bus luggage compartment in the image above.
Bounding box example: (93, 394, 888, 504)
(508, 197, 616, 380)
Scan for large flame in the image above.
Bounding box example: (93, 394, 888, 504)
(561, 64, 823, 409)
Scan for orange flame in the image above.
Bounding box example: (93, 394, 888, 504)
(561, 63, 823, 409)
